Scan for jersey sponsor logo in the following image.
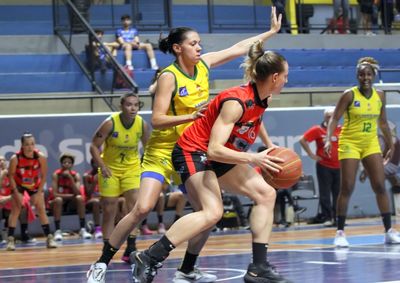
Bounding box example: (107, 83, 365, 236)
(112, 132, 119, 138)
(354, 101, 360, 107)
(178, 86, 189, 97)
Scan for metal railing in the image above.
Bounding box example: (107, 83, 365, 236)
(53, 0, 139, 111)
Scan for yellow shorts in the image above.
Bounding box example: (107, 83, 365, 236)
(141, 147, 181, 185)
(338, 137, 381, 160)
(98, 166, 140, 197)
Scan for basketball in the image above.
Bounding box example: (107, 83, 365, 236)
(262, 147, 302, 189)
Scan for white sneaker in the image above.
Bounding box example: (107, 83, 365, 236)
(173, 268, 217, 282)
(158, 223, 166, 234)
(87, 262, 107, 283)
(80, 228, 93, 239)
(54, 229, 63, 241)
(385, 228, 400, 244)
(94, 227, 103, 239)
(334, 230, 349, 248)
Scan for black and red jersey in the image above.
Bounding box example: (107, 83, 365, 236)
(14, 149, 41, 190)
(54, 168, 78, 194)
(178, 82, 268, 153)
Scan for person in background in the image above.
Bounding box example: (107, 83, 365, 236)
(325, 57, 400, 247)
(116, 14, 159, 70)
(300, 108, 341, 227)
(83, 158, 103, 239)
(332, 0, 350, 33)
(50, 153, 92, 241)
(6, 132, 57, 251)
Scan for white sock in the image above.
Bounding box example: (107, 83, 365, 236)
(126, 60, 132, 66)
(150, 58, 158, 68)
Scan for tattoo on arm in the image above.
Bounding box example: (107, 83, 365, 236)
(96, 131, 103, 138)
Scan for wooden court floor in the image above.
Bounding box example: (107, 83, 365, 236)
(1, 217, 400, 282)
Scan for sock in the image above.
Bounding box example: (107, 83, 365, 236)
(8, 227, 15, 237)
(337, 215, 346, 231)
(126, 60, 132, 66)
(252, 242, 268, 266)
(124, 235, 137, 256)
(148, 235, 175, 262)
(20, 223, 28, 238)
(174, 215, 181, 223)
(158, 214, 163, 224)
(102, 239, 109, 253)
(98, 241, 119, 265)
(150, 58, 158, 68)
(179, 251, 198, 274)
(80, 218, 85, 229)
(42, 224, 50, 236)
(55, 220, 61, 231)
(381, 212, 392, 232)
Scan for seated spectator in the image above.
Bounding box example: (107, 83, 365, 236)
(216, 192, 250, 231)
(82, 158, 103, 239)
(275, 187, 306, 227)
(49, 153, 92, 241)
(90, 29, 119, 73)
(115, 14, 159, 70)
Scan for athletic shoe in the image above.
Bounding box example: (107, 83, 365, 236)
(244, 262, 292, 283)
(80, 228, 93, 240)
(46, 234, 58, 249)
(94, 226, 103, 239)
(323, 220, 333, 227)
(1, 229, 7, 244)
(173, 268, 217, 282)
(157, 223, 166, 234)
(87, 262, 107, 283)
(54, 229, 63, 241)
(21, 233, 37, 244)
(130, 250, 162, 283)
(385, 228, 400, 244)
(141, 224, 154, 235)
(293, 205, 307, 214)
(6, 236, 15, 251)
(334, 230, 349, 248)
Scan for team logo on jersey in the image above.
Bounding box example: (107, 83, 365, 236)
(124, 134, 129, 143)
(178, 86, 189, 97)
(112, 132, 119, 138)
(354, 101, 360, 107)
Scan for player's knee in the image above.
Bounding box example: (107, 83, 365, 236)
(54, 197, 63, 206)
(135, 202, 153, 218)
(204, 206, 223, 225)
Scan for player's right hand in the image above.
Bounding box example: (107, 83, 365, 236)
(101, 166, 112, 178)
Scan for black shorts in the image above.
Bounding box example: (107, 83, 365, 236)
(359, 0, 374, 14)
(17, 186, 39, 196)
(172, 144, 236, 184)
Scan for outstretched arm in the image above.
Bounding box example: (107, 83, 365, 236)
(201, 6, 282, 68)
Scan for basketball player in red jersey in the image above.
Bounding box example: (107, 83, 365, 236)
(132, 41, 292, 283)
(6, 132, 57, 251)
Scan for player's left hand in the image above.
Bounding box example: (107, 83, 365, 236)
(269, 6, 282, 34)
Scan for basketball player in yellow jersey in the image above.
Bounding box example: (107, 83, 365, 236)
(87, 7, 281, 283)
(88, 93, 150, 267)
(325, 57, 400, 248)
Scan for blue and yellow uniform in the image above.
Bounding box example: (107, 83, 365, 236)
(99, 112, 144, 197)
(141, 60, 209, 184)
(338, 86, 382, 160)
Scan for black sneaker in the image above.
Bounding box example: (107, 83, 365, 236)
(244, 262, 292, 283)
(293, 206, 307, 214)
(130, 251, 162, 283)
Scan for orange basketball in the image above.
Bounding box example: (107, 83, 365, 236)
(262, 147, 302, 189)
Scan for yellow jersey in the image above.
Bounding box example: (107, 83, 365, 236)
(340, 86, 382, 144)
(146, 59, 209, 151)
(102, 112, 143, 170)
